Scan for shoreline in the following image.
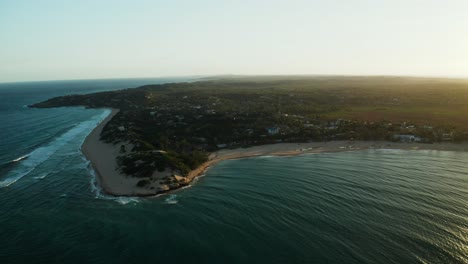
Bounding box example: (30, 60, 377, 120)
(185, 140, 468, 185)
(81, 108, 120, 195)
(82, 111, 468, 197)
(82, 108, 181, 197)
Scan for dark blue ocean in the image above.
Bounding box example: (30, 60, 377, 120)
(0, 79, 467, 264)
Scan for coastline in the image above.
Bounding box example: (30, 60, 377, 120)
(82, 108, 176, 197)
(81, 108, 121, 195)
(82, 108, 160, 196)
(82, 112, 468, 197)
(185, 140, 468, 185)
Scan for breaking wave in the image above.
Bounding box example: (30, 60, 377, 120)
(87, 163, 140, 205)
(10, 155, 30, 163)
(0, 111, 110, 188)
(164, 194, 178, 204)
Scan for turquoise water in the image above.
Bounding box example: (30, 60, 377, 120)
(0, 80, 467, 263)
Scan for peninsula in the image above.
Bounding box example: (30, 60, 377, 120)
(30, 76, 468, 196)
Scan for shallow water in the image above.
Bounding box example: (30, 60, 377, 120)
(0, 79, 467, 263)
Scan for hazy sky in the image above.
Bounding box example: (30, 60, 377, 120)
(1, 0, 468, 82)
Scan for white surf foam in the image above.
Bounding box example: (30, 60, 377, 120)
(164, 194, 178, 204)
(257, 155, 275, 159)
(33, 172, 49, 180)
(115, 197, 140, 205)
(191, 173, 205, 184)
(11, 154, 30, 163)
(0, 111, 111, 188)
(77, 109, 111, 147)
(87, 165, 140, 205)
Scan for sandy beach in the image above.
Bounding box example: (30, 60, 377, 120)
(82, 110, 468, 197)
(82, 109, 162, 196)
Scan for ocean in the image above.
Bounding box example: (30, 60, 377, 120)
(0, 79, 467, 264)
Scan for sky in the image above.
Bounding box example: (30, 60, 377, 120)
(1, 0, 468, 83)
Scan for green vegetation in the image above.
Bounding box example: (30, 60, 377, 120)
(30, 76, 468, 178)
(136, 179, 150, 187)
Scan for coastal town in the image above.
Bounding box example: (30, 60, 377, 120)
(31, 77, 468, 195)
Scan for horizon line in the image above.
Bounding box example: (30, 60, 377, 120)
(1, 73, 468, 85)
